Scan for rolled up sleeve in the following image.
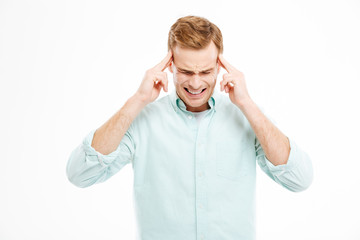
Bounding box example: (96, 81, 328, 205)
(66, 128, 134, 188)
(256, 138, 313, 192)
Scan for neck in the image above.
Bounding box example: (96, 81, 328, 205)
(186, 103, 210, 112)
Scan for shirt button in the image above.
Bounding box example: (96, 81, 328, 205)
(188, 115, 193, 119)
(198, 172, 203, 177)
(199, 204, 203, 209)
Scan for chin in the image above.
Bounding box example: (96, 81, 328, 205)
(183, 96, 210, 112)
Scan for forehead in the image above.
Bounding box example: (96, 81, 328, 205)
(173, 41, 218, 70)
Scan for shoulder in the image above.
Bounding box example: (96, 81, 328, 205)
(214, 91, 252, 129)
(144, 94, 172, 114)
(127, 94, 172, 135)
(214, 91, 242, 116)
(133, 94, 172, 122)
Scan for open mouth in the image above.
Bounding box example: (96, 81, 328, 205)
(185, 88, 206, 95)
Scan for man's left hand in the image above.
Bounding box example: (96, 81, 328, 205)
(218, 54, 251, 107)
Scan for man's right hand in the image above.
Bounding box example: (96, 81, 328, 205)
(90, 51, 173, 156)
(135, 50, 173, 105)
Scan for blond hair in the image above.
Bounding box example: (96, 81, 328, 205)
(168, 15, 223, 54)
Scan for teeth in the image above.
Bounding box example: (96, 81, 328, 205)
(187, 89, 203, 95)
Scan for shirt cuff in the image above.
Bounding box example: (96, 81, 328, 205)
(264, 138, 299, 175)
(82, 129, 123, 167)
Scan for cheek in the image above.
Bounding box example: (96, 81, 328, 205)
(173, 77, 184, 90)
(173, 74, 188, 87)
(207, 76, 217, 86)
(173, 75, 178, 84)
(173, 74, 180, 85)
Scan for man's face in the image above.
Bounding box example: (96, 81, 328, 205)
(169, 41, 220, 112)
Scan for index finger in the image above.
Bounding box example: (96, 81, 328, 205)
(218, 54, 234, 73)
(154, 50, 173, 71)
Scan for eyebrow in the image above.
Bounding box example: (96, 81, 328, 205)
(177, 67, 215, 73)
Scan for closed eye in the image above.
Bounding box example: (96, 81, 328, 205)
(180, 71, 193, 75)
(180, 71, 211, 75)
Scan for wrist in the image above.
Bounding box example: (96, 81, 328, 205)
(132, 92, 150, 107)
(235, 96, 254, 110)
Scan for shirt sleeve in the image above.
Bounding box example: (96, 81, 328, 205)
(66, 128, 135, 188)
(255, 137, 314, 192)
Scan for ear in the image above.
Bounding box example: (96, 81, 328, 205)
(216, 59, 221, 74)
(168, 61, 174, 73)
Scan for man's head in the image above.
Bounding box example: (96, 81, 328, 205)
(167, 16, 223, 112)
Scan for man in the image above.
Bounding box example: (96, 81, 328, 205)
(67, 15, 313, 240)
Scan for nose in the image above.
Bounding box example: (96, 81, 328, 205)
(188, 74, 202, 90)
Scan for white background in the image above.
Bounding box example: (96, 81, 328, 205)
(1, 0, 359, 239)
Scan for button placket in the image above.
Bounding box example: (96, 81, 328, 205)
(194, 112, 211, 240)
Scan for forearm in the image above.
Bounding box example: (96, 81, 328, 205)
(237, 98, 290, 166)
(91, 93, 146, 155)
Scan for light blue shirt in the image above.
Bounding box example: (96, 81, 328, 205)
(66, 90, 313, 240)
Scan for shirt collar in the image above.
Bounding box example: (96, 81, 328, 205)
(169, 89, 219, 113)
